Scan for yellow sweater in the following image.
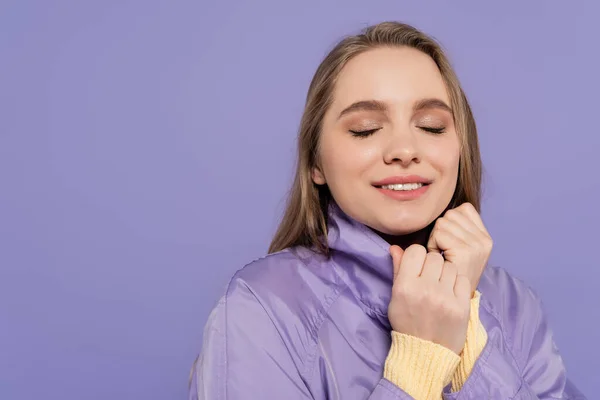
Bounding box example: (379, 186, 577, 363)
(384, 291, 488, 399)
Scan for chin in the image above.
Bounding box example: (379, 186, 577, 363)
(381, 226, 423, 236)
(373, 219, 428, 236)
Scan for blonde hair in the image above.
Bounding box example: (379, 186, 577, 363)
(268, 21, 482, 256)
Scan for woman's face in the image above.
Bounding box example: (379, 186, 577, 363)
(313, 46, 461, 235)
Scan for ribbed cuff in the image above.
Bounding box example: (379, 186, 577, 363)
(451, 290, 488, 392)
(384, 331, 461, 400)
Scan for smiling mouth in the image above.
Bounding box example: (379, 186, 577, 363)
(374, 182, 430, 191)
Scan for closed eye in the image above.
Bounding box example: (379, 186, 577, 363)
(418, 126, 446, 134)
(349, 128, 380, 138)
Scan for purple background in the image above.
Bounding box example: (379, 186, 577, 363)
(1, 1, 598, 399)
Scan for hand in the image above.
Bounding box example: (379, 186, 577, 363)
(388, 244, 471, 354)
(426, 202, 493, 295)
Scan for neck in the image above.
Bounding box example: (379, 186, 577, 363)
(369, 222, 435, 251)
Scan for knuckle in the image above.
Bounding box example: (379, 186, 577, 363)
(444, 262, 457, 272)
(392, 282, 409, 297)
(445, 209, 457, 219)
(463, 202, 475, 211)
(456, 275, 471, 292)
(407, 244, 427, 257)
(477, 237, 493, 252)
(443, 263, 457, 277)
(395, 281, 421, 300)
(419, 288, 434, 304)
(426, 251, 444, 264)
(436, 217, 449, 227)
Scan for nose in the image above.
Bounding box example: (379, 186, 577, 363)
(382, 127, 420, 166)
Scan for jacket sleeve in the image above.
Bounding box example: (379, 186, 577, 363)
(188, 278, 313, 400)
(515, 288, 587, 399)
(441, 280, 587, 400)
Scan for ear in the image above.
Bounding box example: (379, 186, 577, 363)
(311, 166, 326, 185)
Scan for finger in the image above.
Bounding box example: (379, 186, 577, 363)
(439, 261, 458, 290)
(426, 227, 443, 253)
(455, 203, 489, 236)
(420, 252, 444, 281)
(443, 208, 484, 238)
(397, 244, 427, 280)
(426, 221, 467, 255)
(389, 245, 404, 282)
(434, 217, 475, 246)
(454, 274, 472, 304)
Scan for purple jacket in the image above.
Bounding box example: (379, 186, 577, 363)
(189, 202, 586, 399)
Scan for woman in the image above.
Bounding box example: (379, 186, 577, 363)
(189, 21, 586, 399)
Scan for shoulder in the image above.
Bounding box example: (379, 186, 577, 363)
(195, 249, 339, 394)
(212, 246, 345, 363)
(226, 246, 342, 312)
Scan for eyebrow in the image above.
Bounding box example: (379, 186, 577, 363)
(337, 100, 387, 120)
(413, 98, 453, 115)
(337, 98, 453, 120)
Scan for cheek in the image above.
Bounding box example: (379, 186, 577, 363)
(426, 139, 460, 175)
(322, 137, 379, 177)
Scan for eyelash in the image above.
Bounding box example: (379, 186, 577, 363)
(418, 126, 446, 134)
(349, 128, 380, 138)
(348, 126, 446, 138)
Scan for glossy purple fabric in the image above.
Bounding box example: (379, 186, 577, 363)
(189, 201, 586, 399)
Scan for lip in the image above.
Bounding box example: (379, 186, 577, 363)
(371, 175, 433, 186)
(375, 183, 430, 201)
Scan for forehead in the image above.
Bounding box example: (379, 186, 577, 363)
(331, 46, 450, 109)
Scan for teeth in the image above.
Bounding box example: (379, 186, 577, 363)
(380, 183, 424, 191)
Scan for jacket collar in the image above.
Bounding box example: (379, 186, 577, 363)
(325, 200, 489, 320)
(326, 200, 394, 317)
